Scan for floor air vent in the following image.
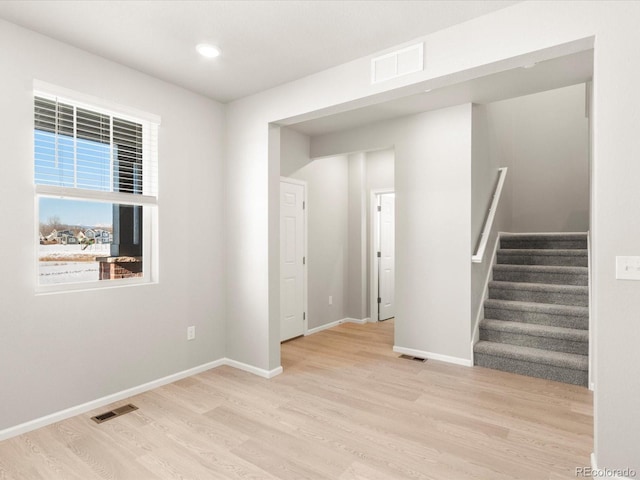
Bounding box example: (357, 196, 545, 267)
(399, 354, 427, 363)
(91, 404, 138, 424)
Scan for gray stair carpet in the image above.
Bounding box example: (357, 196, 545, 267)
(497, 249, 588, 267)
(488, 281, 588, 307)
(499, 233, 587, 250)
(492, 264, 588, 286)
(474, 233, 589, 386)
(483, 299, 588, 329)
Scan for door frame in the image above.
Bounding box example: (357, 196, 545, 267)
(280, 176, 308, 339)
(370, 188, 395, 323)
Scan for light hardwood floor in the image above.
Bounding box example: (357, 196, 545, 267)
(0, 320, 593, 479)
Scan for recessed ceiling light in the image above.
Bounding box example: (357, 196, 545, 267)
(522, 63, 537, 69)
(423, 88, 433, 93)
(196, 44, 221, 59)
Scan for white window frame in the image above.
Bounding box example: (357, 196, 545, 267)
(33, 81, 160, 294)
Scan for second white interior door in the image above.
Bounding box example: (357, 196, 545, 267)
(280, 180, 305, 341)
(378, 193, 395, 320)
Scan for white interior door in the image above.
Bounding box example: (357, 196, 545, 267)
(378, 193, 395, 321)
(280, 180, 305, 341)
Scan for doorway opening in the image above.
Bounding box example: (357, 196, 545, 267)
(371, 191, 395, 322)
(274, 43, 593, 375)
(279, 142, 395, 343)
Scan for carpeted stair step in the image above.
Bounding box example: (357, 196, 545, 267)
(489, 281, 588, 307)
(497, 249, 587, 267)
(492, 264, 588, 286)
(480, 319, 588, 354)
(483, 299, 588, 329)
(474, 341, 588, 386)
(500, 233, 587, 250)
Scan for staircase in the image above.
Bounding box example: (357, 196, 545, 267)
(474, 233, 589, 386)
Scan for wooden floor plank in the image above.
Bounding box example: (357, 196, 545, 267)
(0, 320, 592, 479)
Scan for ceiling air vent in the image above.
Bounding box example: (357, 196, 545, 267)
(371, 42, 424, 84)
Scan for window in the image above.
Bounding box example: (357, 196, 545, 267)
(34, 86, 159, 290)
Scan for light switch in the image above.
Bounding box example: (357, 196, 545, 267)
(615, 256, 640, 280)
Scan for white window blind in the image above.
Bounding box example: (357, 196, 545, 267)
(34, 93, 158, 201)
(34, 87, 160, 291)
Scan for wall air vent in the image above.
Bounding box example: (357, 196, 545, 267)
(371, 42, 424, 84)
(91, 403, 138, 424)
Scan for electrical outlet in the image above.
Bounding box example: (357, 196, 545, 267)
(329, 296, 333, 305)
(187, 326, 196, 340)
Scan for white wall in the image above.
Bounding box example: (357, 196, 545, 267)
(312, 105, 473, 361)
(485, 84, 589, 232)
(396, 106, 472, 361)
(226, 2, 640, 470)
(347, 152, 367, 320)
(0, 20, 226, 431)
(471, 105, 501, 255)
(365, 149, 395, 191)
(280, 127, 311, 177)
(471, 104, 503, 337)
(288, 156, 349, 329)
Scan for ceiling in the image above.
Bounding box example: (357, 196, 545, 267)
(289, 49, 594, 137)
(0, 1, 519, 103)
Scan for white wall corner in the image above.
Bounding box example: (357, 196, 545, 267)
(224, 358, 283, 379)
(305, 318, 370, 336)
(393, 346, 472, 367)
(305, 319, 342, 336)
(342, 317, 368, 325)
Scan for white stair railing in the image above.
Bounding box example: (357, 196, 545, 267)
(472, 167, 508, 263)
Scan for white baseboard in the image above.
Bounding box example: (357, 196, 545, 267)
(0, 358, 225, 442)
(342, 317, 368, 325)
(590, 453, 635, 479)
(0, 356, 285, 442)
(393, 346, 473, 367)
(224, 358, 283, 379)
(305, 319, 341, 335)
(305, 317, 370, 335)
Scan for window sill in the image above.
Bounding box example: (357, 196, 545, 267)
(35, 277, 158, 296)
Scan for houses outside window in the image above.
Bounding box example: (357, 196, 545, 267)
(34, 84, 159, 290)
